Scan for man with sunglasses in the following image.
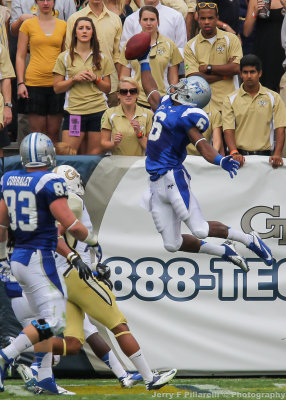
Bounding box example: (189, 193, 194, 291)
(184, 1, 243, 112)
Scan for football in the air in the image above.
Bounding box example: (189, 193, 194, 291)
(125, 32, 151, 60)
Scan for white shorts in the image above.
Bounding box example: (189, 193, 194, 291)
(11, 249, 66, 335)
(149, 168, 209, 251)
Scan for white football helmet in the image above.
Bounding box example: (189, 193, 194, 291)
(20, 132, 56, 169)
(167, 75, 211, 108)
(53, 165, 85, 196)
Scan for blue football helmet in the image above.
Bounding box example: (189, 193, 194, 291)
(20, 132, 56, 169)
(168, 75, 211, 108)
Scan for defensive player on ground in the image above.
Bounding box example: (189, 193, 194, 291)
(51, 165, 177, 391)
(137, 49, 273, 270)
(0, 133, 100, 394)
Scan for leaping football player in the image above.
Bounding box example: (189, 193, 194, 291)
(136, 46, 273, 270)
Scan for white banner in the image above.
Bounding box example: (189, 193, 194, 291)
(84, 156, 286, 374)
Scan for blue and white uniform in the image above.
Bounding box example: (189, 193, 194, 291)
(145, 95, 210, 252)
(0, 170, 68, 336)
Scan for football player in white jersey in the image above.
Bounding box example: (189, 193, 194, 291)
(137, 48, 273, 271)
(0, 132, 99, 394)
(51, 165, 177, 391)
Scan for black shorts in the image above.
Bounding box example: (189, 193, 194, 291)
(18, 86, 65, 116)
(0, 126, 10, 148)
(62, 110, 105, 132)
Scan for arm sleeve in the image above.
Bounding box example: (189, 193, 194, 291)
(101, 109, 112, 130)
(67, 193, 83, 220)
(222, 96, 236, 130)
(228, 34, 243, 64)
(170, 41, 184, 66)
(184, 41, 200, 75)
(273, 94, 286, 129)
(112, 18, 122, 63)
(0, 45, 15, 79)
(53, 52, 66, 76)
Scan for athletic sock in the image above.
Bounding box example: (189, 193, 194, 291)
(35, 352, 53, 381)
(199, 240, 225, 256)
(1, 332, 33, 360)
(227, 227, 252, 246)
(129, 349, 153, 382)
(101, 350, 127, 380)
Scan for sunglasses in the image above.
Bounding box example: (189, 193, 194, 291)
(197, 2, 218, 11)
(119, 88, 138, 95)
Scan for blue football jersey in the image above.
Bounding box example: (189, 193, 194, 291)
(0, 170, 68, 250)
(146, 96, 209, 177)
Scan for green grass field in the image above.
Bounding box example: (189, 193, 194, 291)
(2, 377, 286, 399)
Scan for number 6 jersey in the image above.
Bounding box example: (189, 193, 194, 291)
(0, 170, 68, 250)
(146, 95, 209, 178)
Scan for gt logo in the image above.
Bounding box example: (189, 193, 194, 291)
(241, 206, 286, 245)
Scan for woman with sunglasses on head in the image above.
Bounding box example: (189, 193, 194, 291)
(100, 77, 153, 155)
(16, 0, 66, 143)
(119, 5, 183, 109)
(53, 16, 114, 155)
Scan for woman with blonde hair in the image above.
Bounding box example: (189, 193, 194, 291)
(101, 76, 153, 156)
(53, 16, 114, 154)
(103, 0, 133, 24)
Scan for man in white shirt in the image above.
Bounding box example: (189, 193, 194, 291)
(120, 0, 187, 57)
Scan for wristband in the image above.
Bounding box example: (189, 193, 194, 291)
(136, 131, 143, 139)
(194, 137, 206, 148)
(17, 82, 25, 87)
(252, 12, 257, 18)
(230, 150, 239, 156)
(140, 62, 151, 72)
(214, 154, 223, 166)
(95, 76, 102, 84)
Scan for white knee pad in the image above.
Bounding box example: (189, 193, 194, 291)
(191, 221, 209, 239)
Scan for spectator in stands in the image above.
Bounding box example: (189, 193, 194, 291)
(222, 54, 286, 169)
(187, 100, 224, 155)
(0, 0, 10, 49)
(66, 0, 122, 108)
(101, 77, 153, 155)
(0, 43, 15, 129)
(184, 2, 242, 111)
(103, 0, 133, 24)
(120, 0, 187, 58)
(16, 0, 66, 143)
(10, 0, 75, 36)
(243, 0, 284, 92)
(53, 17, 114, 155)
(120, 6, 183, 108)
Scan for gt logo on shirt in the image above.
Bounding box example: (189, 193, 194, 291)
(105, 256, 285, 302)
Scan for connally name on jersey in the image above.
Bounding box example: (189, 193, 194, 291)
(6, 176, 33, 187)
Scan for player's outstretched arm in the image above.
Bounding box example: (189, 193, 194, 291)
(138, 52, 161, 112)
(189, 127, 240, 179)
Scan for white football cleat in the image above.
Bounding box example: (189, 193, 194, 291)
(145, 368, 177, 391)
(222, 240, 249, 272)
(15, 363, 36, 390)
(120, 372, 142, 388)
(56, 384, 76, 395)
